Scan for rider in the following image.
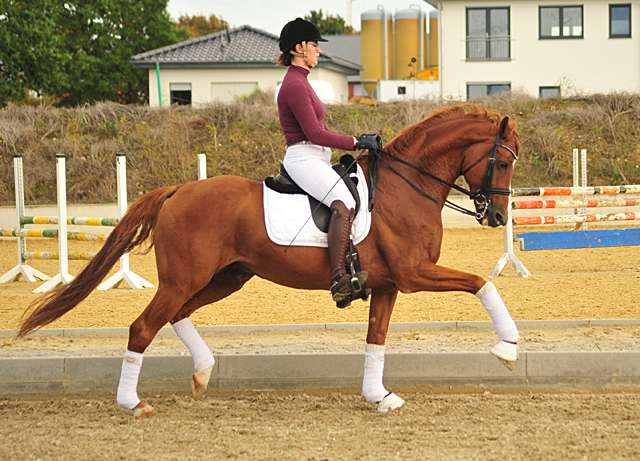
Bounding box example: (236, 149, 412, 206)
(276, 17, 378, 306)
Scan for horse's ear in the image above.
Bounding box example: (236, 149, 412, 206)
(499, 116, 511, 139)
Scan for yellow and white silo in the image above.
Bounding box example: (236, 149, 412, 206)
(360, 6, 393, 96)
(393, 6, 425, 80)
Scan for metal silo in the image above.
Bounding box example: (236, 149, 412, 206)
(394, 6, 425, 80)
(360, 6, 392, 97)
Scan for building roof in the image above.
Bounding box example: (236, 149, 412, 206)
(320, 35, 361, 66)
(131, 26, 362, 75)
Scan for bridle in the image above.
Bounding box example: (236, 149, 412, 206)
(366, 131, 518, 220)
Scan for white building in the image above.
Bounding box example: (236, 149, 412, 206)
(131, 26, 361, 106)
(425, 0, 637, 99)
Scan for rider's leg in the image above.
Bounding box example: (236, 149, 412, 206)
(328, 200, 367, 303)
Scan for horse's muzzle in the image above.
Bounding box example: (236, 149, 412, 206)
(478, 203, 507, 228)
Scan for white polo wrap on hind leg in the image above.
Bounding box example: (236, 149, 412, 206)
(117, 350, 143, 411)
(362, 344, 389, 403)
(173, 318, 215, 372)
(476, 281, 519, 343)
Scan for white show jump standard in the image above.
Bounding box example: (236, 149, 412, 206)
(0, 153, 153, 293)
(490, 184, 640, 278)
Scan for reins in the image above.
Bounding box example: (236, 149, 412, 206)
(367, 131, 518, 220)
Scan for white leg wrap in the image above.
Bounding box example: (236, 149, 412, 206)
(476, 281, 519, 343)
(362, 344, 389, 404)
(116, 350, 143, 411)
(173, 318, 215, 372)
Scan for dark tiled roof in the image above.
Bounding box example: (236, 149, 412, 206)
(131, 26, 279, 66)
(320, 35, 361, 66)
(131, 26, 361, 74)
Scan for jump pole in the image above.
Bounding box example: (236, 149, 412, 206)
(0, 155, 51, 283)
(33, 154, 75, 293)
(97, 153, 154, 290)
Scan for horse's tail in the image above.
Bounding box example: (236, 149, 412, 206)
(17, 185, 181, 338)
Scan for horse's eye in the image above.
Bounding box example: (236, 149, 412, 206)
(497, 160, 509, 171)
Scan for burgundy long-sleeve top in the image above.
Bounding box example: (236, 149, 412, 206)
(277, 65, 354, 151)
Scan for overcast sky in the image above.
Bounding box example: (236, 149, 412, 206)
(167, 0, 435, 36)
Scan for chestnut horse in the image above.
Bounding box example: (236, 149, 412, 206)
(19, 104, 521, 417)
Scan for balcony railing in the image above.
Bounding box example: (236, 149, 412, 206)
(466, 35, 511, 61)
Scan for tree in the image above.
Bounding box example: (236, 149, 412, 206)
(176, 13, 228, 38)
(0, 1, 69, 106)
(304, 10, 357, 35)
(53, 0, 189, 106)
(0, 0, 189, 107)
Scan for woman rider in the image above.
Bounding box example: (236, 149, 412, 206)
(276, 18, 378, 306)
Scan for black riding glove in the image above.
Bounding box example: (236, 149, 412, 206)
(355, 134, 380, 151)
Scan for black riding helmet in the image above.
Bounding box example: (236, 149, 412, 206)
(279, 18, 327, 52)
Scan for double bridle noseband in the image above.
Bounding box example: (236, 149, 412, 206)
(367, 131, 518, 220)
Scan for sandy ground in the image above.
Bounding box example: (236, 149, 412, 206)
(2, 226, 640, 460)
(1, 392, 639, 460)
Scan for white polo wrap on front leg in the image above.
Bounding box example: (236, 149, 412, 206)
(116, 349, 143, 411)
(476, 281, 519, 343)
(362, 344, 389, 403)
(173, 318, 215, 372)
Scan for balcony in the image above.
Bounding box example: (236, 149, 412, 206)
(466, 35, 511, 61)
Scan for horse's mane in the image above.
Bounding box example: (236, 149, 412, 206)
(385, 103, 514, 153)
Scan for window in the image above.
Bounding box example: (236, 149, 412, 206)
(610, 4, 631, 38)
(539, 86, 560, 98)
(398, 86, 406, 95)
(540, 6, 583, 38)
(170, 83, 192, 105)
(466, 7, 510, 60)
(467, 83, 511, 100)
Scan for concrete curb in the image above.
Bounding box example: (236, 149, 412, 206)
(2, 320, 639, 396)
(2, 319, 640, 339)
(2, 351, 640, 396)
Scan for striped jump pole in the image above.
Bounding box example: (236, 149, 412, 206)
(34, 154, 75, 293)
(197, 153, 207, 180)
(0, 155, 50, 284)
(97, 153, 154, 290)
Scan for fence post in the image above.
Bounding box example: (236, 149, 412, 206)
(489, 194, 530, 277)
(197, 153, 207, 180)
(97, 153, 154, 290)
(0, 155, 51, 283)
(33, 154, 75, 293)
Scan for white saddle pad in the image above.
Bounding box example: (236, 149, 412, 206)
(263, 164, 372, 248)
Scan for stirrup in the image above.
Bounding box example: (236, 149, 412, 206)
(331, 271, 368, 303)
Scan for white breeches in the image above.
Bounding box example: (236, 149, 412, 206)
(283, 143, 356, 209)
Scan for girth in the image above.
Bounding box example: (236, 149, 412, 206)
(264, 154, 361, 233)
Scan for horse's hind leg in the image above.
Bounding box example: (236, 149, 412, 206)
(171, 266, 254, 400)
(117, 284, 197, 418)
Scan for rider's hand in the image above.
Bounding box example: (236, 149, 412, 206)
(354, 134, 380, 151)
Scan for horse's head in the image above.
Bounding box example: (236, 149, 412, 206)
(461, 115, 519, 227)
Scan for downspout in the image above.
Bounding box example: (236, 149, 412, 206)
(155, 61, 163, 108)
(382, 7, 389, 80)
(419, 8, 425, 71)
(438, 0, 443, 99)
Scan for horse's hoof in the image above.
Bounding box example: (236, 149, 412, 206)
(490, 340, 518, 371)
(377, 393, 404, 413)
(191, 365, 213, 400)
(132, 402, 155, 418)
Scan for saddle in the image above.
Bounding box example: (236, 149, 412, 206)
(264, 154, 361, 233)
(264, 154, 370, 306)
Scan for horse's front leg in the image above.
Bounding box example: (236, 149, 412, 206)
(363, 288, 405, 413)
(399, 264, 520, 370)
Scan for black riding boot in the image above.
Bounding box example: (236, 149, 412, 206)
(328, 200, 368, 307)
